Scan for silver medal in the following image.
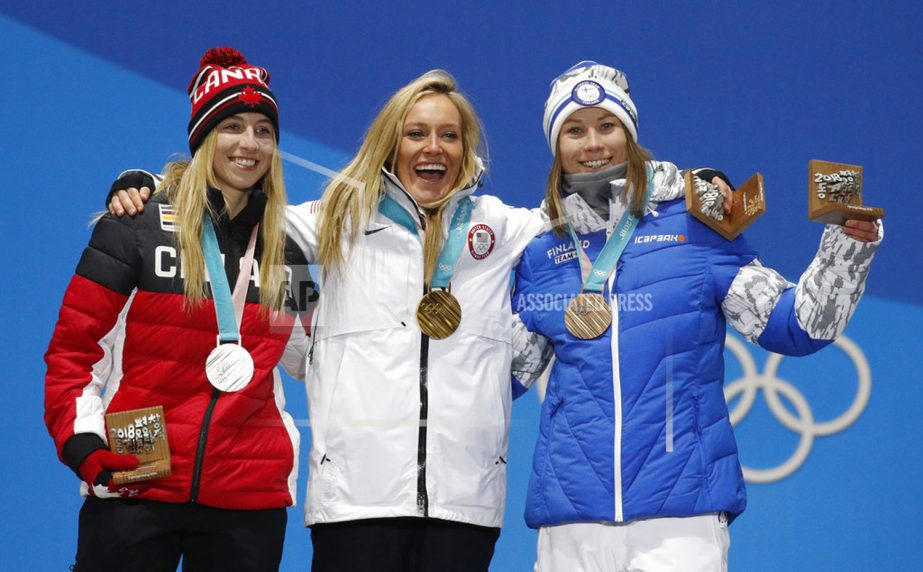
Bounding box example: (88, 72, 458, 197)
(205, 343, 254, 392)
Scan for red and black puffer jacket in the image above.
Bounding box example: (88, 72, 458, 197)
(45, 189, 315, 510)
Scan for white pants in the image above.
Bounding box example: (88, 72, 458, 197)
(535, 514, 730, 572)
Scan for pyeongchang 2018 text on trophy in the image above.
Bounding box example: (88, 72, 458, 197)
(685, 171, 766, 240)
(105, 406, 171, 485)
(808, 160, 885, 224)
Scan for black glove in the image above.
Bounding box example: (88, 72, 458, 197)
(693, 168, 735, 191)
(105, 171, 156, 208)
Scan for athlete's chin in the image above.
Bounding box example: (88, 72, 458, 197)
(408, 185, 451, 205)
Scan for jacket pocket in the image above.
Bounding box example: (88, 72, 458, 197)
(317, 452, 342, 502)
(306, 450, 343, 509)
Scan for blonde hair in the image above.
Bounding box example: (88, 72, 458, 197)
(544, 117, 652, 235)
(157, 128, 289, 310)
(316, 70, 486, 284)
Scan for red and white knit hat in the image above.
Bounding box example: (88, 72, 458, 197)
(186, 47, 279, 154)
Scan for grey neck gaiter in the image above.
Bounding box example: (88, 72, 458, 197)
(561, 162, 628, 219)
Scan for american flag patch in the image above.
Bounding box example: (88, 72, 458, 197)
(467, 223, 495, 260)
(159, 204, 179, 232)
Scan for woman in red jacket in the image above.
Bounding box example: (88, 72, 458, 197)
(44, 47, 311, 571)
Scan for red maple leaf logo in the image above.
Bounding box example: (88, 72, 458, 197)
(238, 86, 262, 107)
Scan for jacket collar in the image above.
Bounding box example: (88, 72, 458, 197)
(380, 158, 484, 228)
(561, 162, 628, 220)
(206, 187, 267, 236)
(558, 161, 680, 234)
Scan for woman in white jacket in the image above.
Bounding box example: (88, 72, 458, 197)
(280, 70, 543, 571)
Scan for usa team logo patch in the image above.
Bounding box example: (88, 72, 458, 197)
(159, 204, 179, 232)
(467, 224, 495, 260)
(572, 80, 605, 106)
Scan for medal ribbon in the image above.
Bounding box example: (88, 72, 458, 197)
(378, 194, 423, 242)
(202, 216, 259, 343)
(379, 194, 473, 289)
(567, 164, 654, 294)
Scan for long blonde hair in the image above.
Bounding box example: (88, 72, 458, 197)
(316, 70, 487, 283)
(157, 129, 289, 310)
(544, 117, 653, 235)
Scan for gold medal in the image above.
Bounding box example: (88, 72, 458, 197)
(565, 293, 612, 339)
(416, 289, 462, 339)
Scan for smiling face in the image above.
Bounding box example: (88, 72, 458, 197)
(395, 94, 464, 205)
(557, 107, 628, 175)
(211, 112, 276, 195)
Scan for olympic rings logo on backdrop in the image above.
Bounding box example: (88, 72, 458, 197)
(724, 334, 871, 483)
(533, 334, 872, 484)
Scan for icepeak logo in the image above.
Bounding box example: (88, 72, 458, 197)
(633, 234, 685, 245)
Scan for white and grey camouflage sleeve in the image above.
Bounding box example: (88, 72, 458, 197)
(722, 222, 882, 342)
(793, 222, 883, 339)
(721, 259, 794, 343)
(511, 313, 554, 391)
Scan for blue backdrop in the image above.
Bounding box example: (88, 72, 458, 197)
(3, 2, 921, 570)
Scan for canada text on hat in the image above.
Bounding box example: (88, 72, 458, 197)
(191, 67, 268, 105)
(186, 47, 279, 154)
(543, 60, 638, 153)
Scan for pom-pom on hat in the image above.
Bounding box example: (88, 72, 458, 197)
(186, 47, 279, 154)
(543, 60, 638, 154)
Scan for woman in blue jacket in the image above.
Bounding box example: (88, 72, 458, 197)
(511, 61, 881, 571)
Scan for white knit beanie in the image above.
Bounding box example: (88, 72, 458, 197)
(543, 60, 638, 154)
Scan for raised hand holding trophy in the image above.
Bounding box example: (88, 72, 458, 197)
(808, 160, 884, 224)
(105, 406, 171, 485)
(685, 171, 766, 240)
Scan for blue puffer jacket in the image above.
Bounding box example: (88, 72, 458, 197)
(513, 197, 831, 528)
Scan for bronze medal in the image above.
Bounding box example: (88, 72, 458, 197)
(565, 293, 612, 339)
(416, 289, 462, 340)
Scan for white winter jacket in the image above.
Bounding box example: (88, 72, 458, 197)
(285, 170, 544, 527)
